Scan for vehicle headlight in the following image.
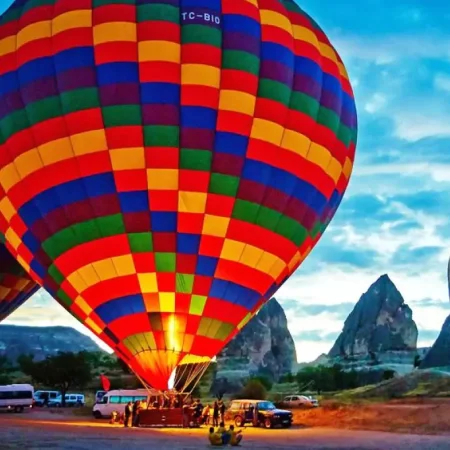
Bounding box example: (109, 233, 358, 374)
(274, 414, 279, 418)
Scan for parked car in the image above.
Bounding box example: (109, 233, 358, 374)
(226, 399, 293, 429)
(283, 395, 319, 408)
(48, 394, 85, 407)
(33, 390, 61, 407)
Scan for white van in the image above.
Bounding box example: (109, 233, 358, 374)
(0, 384, 34, 413)
(92, 389, 159, 418)
(95, 390, 107, 404)
(48, 393, 85, 407)
(33, 390, 61, 406)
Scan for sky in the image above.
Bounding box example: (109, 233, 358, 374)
(2, 0, 450, 363)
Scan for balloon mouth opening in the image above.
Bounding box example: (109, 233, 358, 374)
(168, 368, 176, 391)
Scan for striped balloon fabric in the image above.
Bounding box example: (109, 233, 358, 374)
(0, 237, 39, 321)
(0, 0, 357, 390)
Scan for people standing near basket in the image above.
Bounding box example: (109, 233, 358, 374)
(212, 400, 219, 427)
(219, 400, 226, 423)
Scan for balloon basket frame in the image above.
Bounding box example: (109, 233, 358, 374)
(138, 407, 196, 428)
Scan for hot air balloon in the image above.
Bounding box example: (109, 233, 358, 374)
(0, 235, 39, 321)
(0, 0, 357, 391)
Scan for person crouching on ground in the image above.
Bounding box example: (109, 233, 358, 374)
(218, 422, 230, 445)
(228, 425, 242, 446)
(208, 427, 223, 446)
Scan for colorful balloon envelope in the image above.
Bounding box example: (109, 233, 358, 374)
(0, 237, 39, 322)
(0, 0, 357, 390)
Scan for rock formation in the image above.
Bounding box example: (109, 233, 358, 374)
(329, 274, 418, 358)
(419, 255, 450, 369)
(213, 298, 297, 392)
(0, 325, 103, 363)
(420, 316, 450, 369)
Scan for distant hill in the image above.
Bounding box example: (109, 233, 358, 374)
(0, 325, 103, 363)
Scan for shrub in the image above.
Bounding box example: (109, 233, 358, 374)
(238, 379, 267, 400)
(280, 373, 295, 383)
(382, 370, 395, 381)
(251, 375, 273, 392)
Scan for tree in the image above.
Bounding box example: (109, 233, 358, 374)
(212, 377, 230, 400)
(251, 375, 273, 392)
(414, 355, 421, 369)
(368, 351, 378, 365)
(280, 373, 295, 383)
(382, 369, 395, 380)
(0, 355, 13, 384)
(295, 364, 359, 393)
(20, 352, 93, 406)
(174, 362, 206, 397)
(344, 369, 359, 389)
(78, 351, 125, 375)
(238, 379, 267, 400)
(17, 354, 35, 374)
(117, 357, 132, 374)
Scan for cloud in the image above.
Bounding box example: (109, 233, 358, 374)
(327, 203, 448, 265)
(393, 114, 450, 142)
(282, 301, 356, 319)
(356, 163, 450, 183)
(418, 298, 450, 308)
(435, 74, 450, 93)
(413, 304, 450, 346)
(419, 329, 444, 344)
(390, 245, 444, 266)
(334, 34, 450, 66)
(392, 190, 450, 215)
(364, 93, 387, 114)
(292, 330, 340, 343)
(307, 244, 380, 269)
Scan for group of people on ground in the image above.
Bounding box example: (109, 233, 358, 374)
(120, 394, 231, 431)
(208, 422, 243, 446)
(123, 399, 147, 427)
(120, 393, 190, 427)
(191, 399, 226, 426)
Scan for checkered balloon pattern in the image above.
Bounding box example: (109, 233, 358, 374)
(0, 236, 39, 322)
(0, 0, 357, 390)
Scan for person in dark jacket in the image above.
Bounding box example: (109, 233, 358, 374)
(132, 400, 140, 427)
(253, 403, 259, 427)
(124, 401, 132, 428)
(195, 399, 203, 423)
(219, 400, 226, 423)
(212, 401, 219, 427)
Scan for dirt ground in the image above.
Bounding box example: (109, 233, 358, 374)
(293, 398, 450, 435)
(2, 414, 450, 450)
(2, 401, 450, 450)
